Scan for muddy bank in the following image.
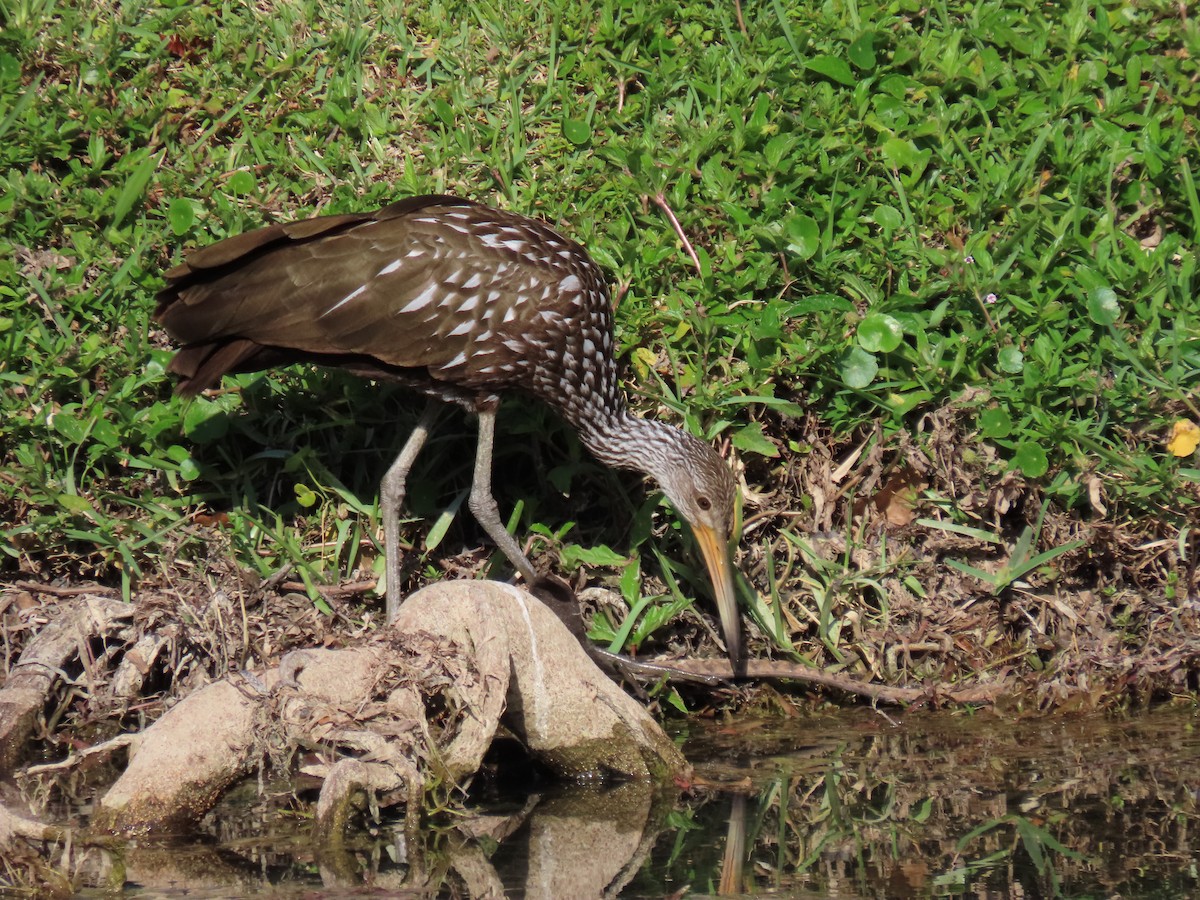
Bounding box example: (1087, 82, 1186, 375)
(0, 581, 688, 894)
(1, 468, 1198, 892)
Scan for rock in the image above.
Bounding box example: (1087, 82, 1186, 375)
(394, 582, 687, 782)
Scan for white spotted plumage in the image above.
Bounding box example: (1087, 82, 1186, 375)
(160, 194, 707, 493)
(158, 193, 743, 670)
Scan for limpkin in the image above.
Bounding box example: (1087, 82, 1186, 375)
(155, 194, 742, 669)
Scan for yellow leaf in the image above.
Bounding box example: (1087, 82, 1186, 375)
(631, 347, 658, 380)
(1166, 419, 1200, 457)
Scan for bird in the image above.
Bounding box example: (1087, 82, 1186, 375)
(155, 194, 743, 671)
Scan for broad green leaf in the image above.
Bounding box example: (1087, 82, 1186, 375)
(998, 346, 1024, 374)
(228, 170, 255, 195)
(785, 213, 820, 259)
(979, 407, 1012, 438)
(631, 346, 658, 380)
(1073, 264, 1107, 291)
(561, 543, 628, 568)
(89, 417, 120, 450)
(881, 138, 931, 177)
(547, 464, 575, 495)
(857, 313, 903, 352)
(144, 353, 167, 377)
(841, 347, 878, 389)
(783, 294, 855, 317)
(0, 51, 19, 82)
(763, 132, 798, 170)
(52, 405, 89, 444)
(168, 197, 194, 236)
(184, 399, 230, 443)
(295, 484, 318, 508)
(1012, 442, 1049, 478)
(848, 33, 877, 70)
(57, 493, 98, 518)
(885, 390, 932, 416)
(1087, 286, 1120, 325)
(878, 74, 912, 99)
(805, 55, 855, 86)
(562, 117, 591, 145)
(731, 422, 779, 457)
(872, 204, 903, 232)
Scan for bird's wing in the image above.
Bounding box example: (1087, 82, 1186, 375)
(156, 196, 580, 375)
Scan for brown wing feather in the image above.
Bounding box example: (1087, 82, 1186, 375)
(155, 196, 480, 387)
(155, 194, 604, 396)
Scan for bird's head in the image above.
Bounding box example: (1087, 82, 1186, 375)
(650, 432, 743, 673)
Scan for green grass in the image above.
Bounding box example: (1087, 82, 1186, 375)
(1, 0, 1198, 658)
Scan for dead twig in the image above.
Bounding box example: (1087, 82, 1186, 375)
(652, 192, 703, 275)
(0, 803, 68, 846)
(631, 655, 1006, 706)
(22, 733, 137, 776)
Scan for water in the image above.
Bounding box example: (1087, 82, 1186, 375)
(76, 705, 1200, 898)
(647, 705, 1200, 897)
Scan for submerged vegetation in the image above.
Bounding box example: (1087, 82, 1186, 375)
(1, 0, 1198, 698)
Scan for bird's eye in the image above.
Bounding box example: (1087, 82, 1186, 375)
(697, 496, 712, 511)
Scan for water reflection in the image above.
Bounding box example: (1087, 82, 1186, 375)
(69, 705, 1200, 897)
(641, 705, 1200, 897)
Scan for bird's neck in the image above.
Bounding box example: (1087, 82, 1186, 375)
(571, 402, 681, 476)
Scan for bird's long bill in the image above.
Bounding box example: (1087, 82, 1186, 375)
(692, 524, 743, 675)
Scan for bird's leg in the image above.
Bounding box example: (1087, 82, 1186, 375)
(469, 406, 538, 584)
(382, 400, 440, 623)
